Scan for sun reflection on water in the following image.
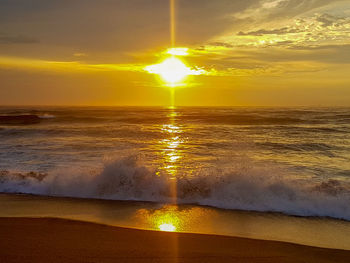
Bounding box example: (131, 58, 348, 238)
(157, 110, 184, 178)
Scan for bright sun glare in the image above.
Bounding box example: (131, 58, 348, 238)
(159, 223, 176, 232)
(146, 57, 191, 84)
(166, 47, 189, 56)
(145, 48, 205, 86)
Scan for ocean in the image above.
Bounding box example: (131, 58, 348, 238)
(0, 106, 349, 221)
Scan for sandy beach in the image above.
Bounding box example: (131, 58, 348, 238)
(0, 217, 349, 263)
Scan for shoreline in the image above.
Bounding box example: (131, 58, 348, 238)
(6, 192, 350, 223)
(1, 217, 350, 263)
(1, 193, 350, 250)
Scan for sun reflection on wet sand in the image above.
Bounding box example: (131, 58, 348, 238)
(140, 205, 181, 233)
(133, 205, 207, 233)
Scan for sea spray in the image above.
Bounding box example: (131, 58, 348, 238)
(1, 156, 349, 220)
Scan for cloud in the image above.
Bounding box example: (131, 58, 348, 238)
(0, 33, 38, 44)
(0, 0, 257, 57)
(237, 27, 300, 36)
(0, 0, 349, 78)
(73, 53, 87, 57)
(232, 0, 343, 21)
(286, 44, 350, 64)
(208, 10, 350, 52)
(0, 55, 145, 73)
(316, 13, 338, 26)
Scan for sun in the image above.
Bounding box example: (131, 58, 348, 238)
(144, 48, 205, 86)
(145, 57, 192, 84)
(159, 223, 176, 232)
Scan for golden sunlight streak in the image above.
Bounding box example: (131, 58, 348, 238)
(170, 0, 176, 47)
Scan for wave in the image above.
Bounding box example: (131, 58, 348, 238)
(0, 113, 55, 128)
(0, 115, 41, 125)
(0, 156, 350, 220)
(257, 142, 339, 157)
(38, 114, 56, 119)
(2, 110, 350, 126)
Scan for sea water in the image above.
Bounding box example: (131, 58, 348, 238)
(0, 106, 349, 220)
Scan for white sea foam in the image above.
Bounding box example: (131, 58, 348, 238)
(0, 156, 349, 220)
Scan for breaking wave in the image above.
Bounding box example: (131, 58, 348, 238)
(0, 114, 41, 125)
(0, 156, 349, 220)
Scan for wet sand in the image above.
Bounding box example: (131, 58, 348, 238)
(2, 193, 350, 250)
(0, 217, 349, 263)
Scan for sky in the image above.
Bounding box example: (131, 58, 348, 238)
(0, 0, 349, 106)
